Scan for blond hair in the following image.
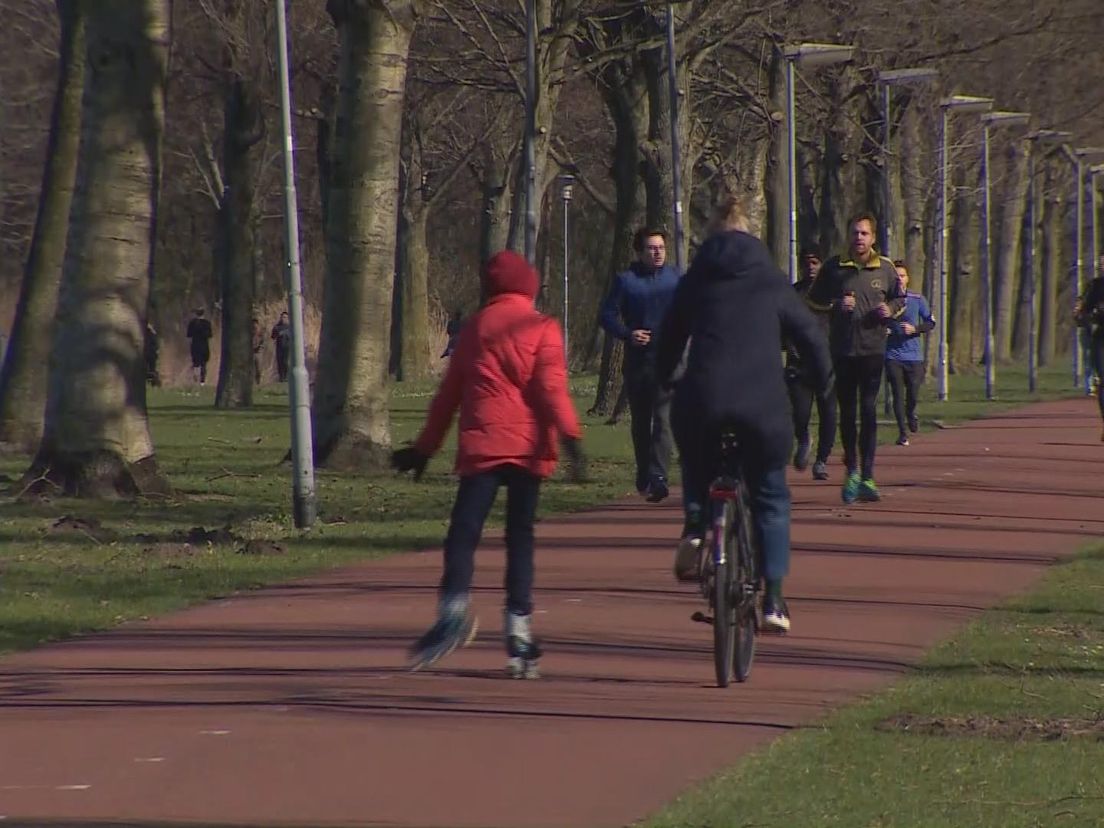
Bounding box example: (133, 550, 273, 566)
(712, 195, 750, 233)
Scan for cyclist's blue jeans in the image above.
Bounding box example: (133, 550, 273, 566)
(674, 416, 792, 583)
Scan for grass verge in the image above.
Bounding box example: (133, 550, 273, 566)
(0, 365, 1085, 656)
(644, 543, 1104, 828)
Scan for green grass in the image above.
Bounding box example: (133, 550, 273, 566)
(0, 364, 1083, 656)
(644, 544, 1104, 828)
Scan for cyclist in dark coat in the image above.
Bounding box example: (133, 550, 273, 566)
(1074, 268, 1104, 441)
(656, 197, 832, 633)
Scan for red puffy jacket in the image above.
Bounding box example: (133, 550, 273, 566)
(414, 251, 581, 478)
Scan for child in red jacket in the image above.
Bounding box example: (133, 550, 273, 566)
(392, 251, 587, 677)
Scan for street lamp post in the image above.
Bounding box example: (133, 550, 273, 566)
(979, 111, 1030, 401)
(523, 0, 537, 265)
(558, 174, 575, 365)
(876, 68, 938, 257)
(1062, 144, 1103, 388)
(937, 95, 993, 401)
(783, 42, 854, 282)
(273, 0, 316, 529)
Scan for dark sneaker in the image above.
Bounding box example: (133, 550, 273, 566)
(812, 460, 829, 480)
(792, 439, 811, 472)
(674, 535, 703, 582)
(645, 475, 669, 503)
(858, 478, 881, 502)
(908, 415, 919, 434)
(505, 612, 542, 679)
(761, 597, 791, 634)
(409, 610, 478, 671)
(841, 472, 861, 504)
(896, 433, 910, 446)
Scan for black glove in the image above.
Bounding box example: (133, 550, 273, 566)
(391, 446, 429, 480)
(560, 437, 588, 484)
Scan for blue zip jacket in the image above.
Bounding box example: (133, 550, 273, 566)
(600, 262, 680, 358)
(885, 291, 935, 363)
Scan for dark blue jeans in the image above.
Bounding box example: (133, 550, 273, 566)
(671, 407, 792, 583)
(441, 465, 542, 616)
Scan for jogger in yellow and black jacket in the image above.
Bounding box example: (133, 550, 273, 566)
(805, 213, 905, 504)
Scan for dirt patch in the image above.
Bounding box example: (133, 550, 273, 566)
(48, 515, 113, 543)
(878, 713, 1104, 741)
(141, 542, 203, 561)
(236, 539, 287, 556)
(132, 525, 240, 545)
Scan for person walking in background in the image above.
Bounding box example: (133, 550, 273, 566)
(806, 213, 904, 504)
(391, 251, 587, 677)
(785, 246, 836, 481)
(1074, 262, 1104, 441)
(144, 322, 161, 387)
(251, 318, 264, 385)
(885, 261, 935, 446)
(441, 309, 463, 358)
(186, 308, 213, 385)
(599, 226, 680, 502)
(270, 311, 291, 382)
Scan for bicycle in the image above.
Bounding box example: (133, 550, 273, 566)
(690, 430, 761, 686)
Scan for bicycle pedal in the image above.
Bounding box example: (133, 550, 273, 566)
(691, 611, 713, 625)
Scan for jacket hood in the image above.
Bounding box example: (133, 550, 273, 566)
(483, 251, 538, 299)
(694, 230, 779, 284)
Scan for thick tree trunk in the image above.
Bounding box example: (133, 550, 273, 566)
(1038, 170, 1061, 367)
(398, 205, 432, 380)
(766, 53, 789, 268)
(215, 75, 264, 408)
(899, 102, 928, 297)
(950, 168, 982, 374)
(25, 0, 170, 498)
(478, 134, 516, 266)
(0, 1, 84, 453)
(994, 141, 1030, 363)
(313, 0, 418, 470)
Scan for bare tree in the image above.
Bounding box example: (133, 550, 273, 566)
(24, 0, 171, 497)
(312, 0, 423, 469)
(0, 0, 84, 452)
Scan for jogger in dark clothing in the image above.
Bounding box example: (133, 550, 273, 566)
(186, 308, 213, 385)
(600, 227, 680, 501)
(786, 247, 836, 480)
(806, 213, 904, 504)
(1074, 271, 1104, 440)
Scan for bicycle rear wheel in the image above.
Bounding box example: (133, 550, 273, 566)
(712, 499, 737, 687)
(732, 480, 758, 683)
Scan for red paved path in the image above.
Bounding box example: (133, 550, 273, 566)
(1, 399, 1102, 827)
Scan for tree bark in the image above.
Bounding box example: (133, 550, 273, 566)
(24, 0, 170, 498)
(994, 140, 1030, 363)
(1038, 165, 1062, 367)
(398, 204, 432, 380)
(950, 166, 982, 374)
(313, 0, 419, 470)
(899, 100, 928, 297)
(214, 74, 264, 408)
(0, 0, 85, 453)
(765, 52, 789, 268)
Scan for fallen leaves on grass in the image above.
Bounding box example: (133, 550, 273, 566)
(878, 713, 1104, 741)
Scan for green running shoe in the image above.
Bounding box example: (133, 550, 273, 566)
(841, 472, 861, 504)
(858, 478, 881, 502)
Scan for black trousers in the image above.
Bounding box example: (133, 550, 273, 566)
(440, 465, 542, 617)
(786, 371, 836, 464)
(885, 359, 924, 435)
(836, 354, 884, 480)
(624, 359, 672, 488)
(276, 347, 289, 381)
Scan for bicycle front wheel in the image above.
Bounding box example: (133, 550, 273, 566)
(712, 500, 737, 687)
(732, 481, 758, 682)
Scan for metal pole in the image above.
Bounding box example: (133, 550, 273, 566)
(786, 56, 798, 283)
(666, 4, 684, 272)
(524, 0, 537, 265)
(1074, 157, 1083, 388)
(937, 107, 950, 401)
(881, 82, 892, 255)
(1092, 172, 1100, 282)
(562, 190, 569, 364)
(982, 124, 995, 400)
(274, 0, 316, 529)
(1027, 144, 1038, 393)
